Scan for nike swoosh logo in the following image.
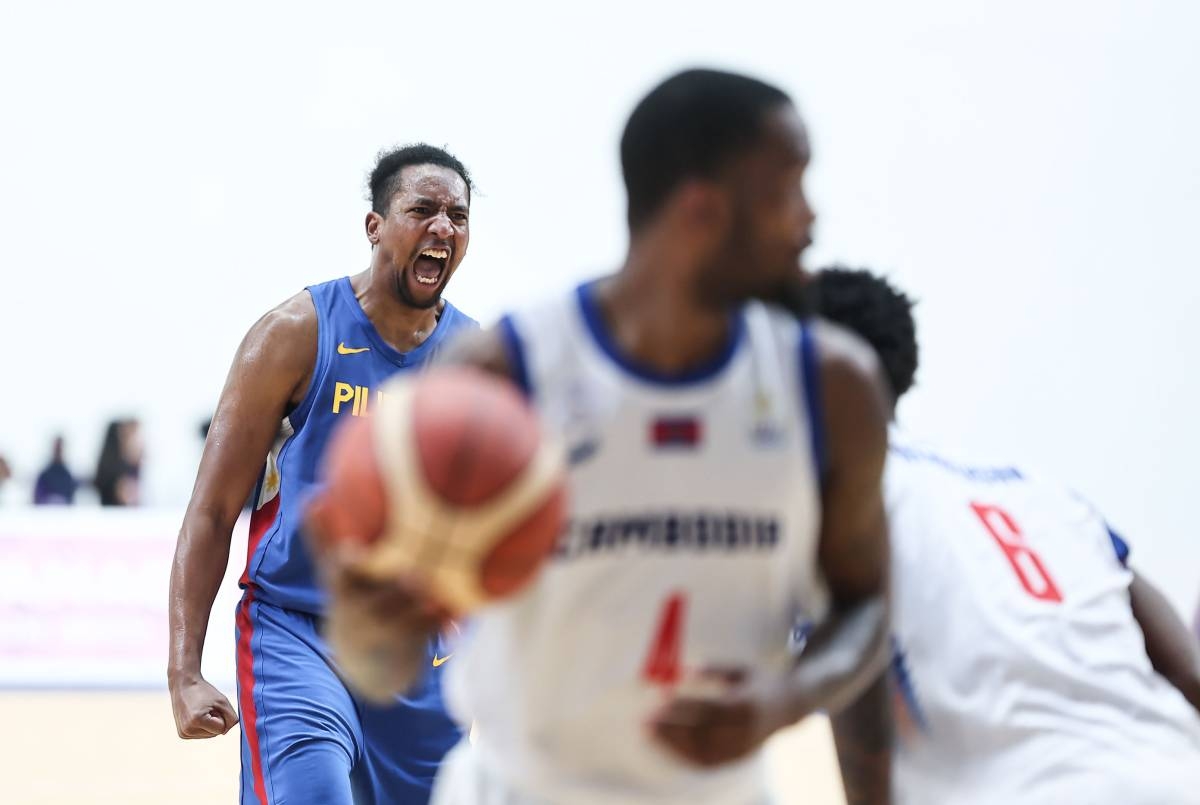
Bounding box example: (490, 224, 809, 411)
(337, 342, 370, 355)
(432, 653, 452, 668)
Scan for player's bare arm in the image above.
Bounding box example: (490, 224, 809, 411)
(651, 322, 892, 778)
(808, 322, 893, 804)
(309, 325, 515, 700)
(796, 322, 892, 710)
(831, 672, 892, 805)
(168, 291, 316, 738)
(1129, 570, 1200, 714)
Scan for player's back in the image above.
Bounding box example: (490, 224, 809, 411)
(442, 282, 828, 805)
(885, 435, 1200, 805)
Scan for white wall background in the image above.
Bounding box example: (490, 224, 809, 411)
(1, 1, 1197, 612)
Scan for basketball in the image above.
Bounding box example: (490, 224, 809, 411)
(309, 366, 567, 615)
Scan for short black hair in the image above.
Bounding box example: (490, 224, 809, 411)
(812, 267, 919, 400)
(368, 144, 473, 215)
(620, 68, 792, 230)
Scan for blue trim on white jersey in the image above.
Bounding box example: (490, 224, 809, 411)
(889, 444, 1023, 483)
(575, 281, 745, 386)
(497, 314, 532, 399)
(798, 324, 829, 484)
(890, 635, 929, 733)
(1064, 488, 1131, 568)
(1107, 525, 1130, 567)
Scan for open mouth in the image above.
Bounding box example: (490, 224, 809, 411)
(413, 247, 450, 286)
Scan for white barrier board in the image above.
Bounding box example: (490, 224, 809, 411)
(0, 508, 247, 689)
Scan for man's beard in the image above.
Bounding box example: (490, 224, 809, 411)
(396, 269, 445, 310)
(765, 272, 813, 318)
(693, 265, 812, 318)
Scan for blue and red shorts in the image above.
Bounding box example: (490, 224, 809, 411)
(235, 592, 461, 804)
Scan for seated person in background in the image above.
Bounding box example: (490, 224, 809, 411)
(813, 267, 1200, 805)
(94, 418, 143, 506)
(33, 435, 78, 505)
(0, 453, 11, 502)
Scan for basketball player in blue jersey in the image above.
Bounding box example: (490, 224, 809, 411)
(813, 268, 1200, 804)
(314, 70, 895, 804)
(168, 144, 478, 804)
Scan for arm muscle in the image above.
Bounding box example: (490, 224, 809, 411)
(168, 293, 316, 681)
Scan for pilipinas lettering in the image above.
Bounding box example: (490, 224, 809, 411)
(330, 381, 389, 417)
(556, 511, 780, 559)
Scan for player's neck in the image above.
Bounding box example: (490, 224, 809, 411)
(601, 252, 737, 377)
(351, 269, 443, 353)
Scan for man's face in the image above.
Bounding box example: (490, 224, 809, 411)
(698, 106, 814, 305)
(367, 164, 470, 309)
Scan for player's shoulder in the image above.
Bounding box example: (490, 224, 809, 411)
(236, 289, 318, 372)
(803, 316, 891, 431)
(805, 317, 885, 382)
(884, 431, 1094, 520)
(886, 431, 1023, 487)
(882, 433, 1030, 559)
(255, 289, 318, 342)
(440, 298, 481, 331)
(507, 283, 585, 327)
(438, 287, 579, 392)
(745, 304, 885, 387)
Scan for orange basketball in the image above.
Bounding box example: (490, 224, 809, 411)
(310, 366, 567, 614)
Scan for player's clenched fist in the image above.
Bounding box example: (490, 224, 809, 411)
(170, 676, 239, 739)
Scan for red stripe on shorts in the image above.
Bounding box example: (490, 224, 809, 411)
(236, 593, 269, 805)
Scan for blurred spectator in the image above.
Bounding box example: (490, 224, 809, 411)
(33, 435, 78, 505)
(95, 418, 144, 506)
(0, 453, 11, 501)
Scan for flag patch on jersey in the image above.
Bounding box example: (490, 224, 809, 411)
(651, 417, 702, 448)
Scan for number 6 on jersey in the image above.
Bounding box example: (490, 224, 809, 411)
(970, 502, 1063, 603)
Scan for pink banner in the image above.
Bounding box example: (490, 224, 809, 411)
(0, 509, 246, 687)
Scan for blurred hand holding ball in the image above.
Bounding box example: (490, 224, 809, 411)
(308, 366, 567, 614)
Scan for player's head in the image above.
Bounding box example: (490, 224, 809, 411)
(365, 144, 473, 310)
(620, 68, 813, 306)
(811, 267, 919, 406)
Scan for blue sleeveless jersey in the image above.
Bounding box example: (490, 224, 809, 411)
(241, 276, 478, 613)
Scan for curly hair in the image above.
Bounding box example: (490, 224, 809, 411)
(811, 267, 919, 400)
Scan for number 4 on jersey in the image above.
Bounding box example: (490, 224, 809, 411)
(642, 592, 686, 686)
(970, 502, 1063, 603)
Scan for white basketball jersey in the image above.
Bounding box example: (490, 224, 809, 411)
(885, 434, 1200, 805)
(439, 283, 828, 805)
